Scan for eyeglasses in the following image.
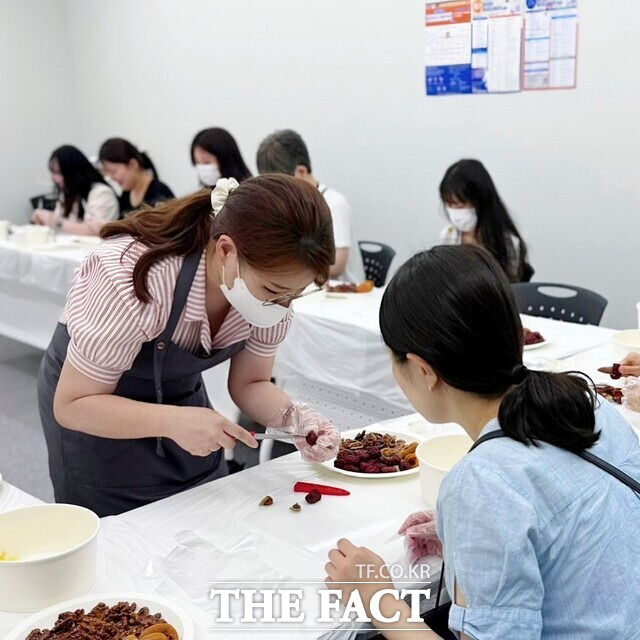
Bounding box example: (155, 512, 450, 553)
(262, 286, 324, 307)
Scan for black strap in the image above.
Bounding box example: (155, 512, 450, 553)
(152, 251, 202, 456)
(470, 429, 640, 493)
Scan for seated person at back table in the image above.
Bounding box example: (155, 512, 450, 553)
(439, 158, 532, 283)
(191, 127, 252, 187)
(32, 145, 118, 235)
(257, 129, 364, 282)
(99, 138, 174, 216)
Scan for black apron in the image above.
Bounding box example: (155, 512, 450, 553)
(37, 251, 246, 517)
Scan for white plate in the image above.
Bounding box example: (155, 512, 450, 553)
(5, 592, 195, 640)
(320, 428, 420, 479)
(523, 339, 550, 351)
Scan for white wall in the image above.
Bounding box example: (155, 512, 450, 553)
(8, 0, 640, 327)
(0, 0, 76, 223)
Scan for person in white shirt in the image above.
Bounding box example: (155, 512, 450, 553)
(32, 145, 119, 236)
(438, 159, 532, 283)
(256, 129, 364, 282)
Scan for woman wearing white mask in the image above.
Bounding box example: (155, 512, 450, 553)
(37, 175, 339, 517)
(439, 159, 532, 282)
(191, 127, 252, 187)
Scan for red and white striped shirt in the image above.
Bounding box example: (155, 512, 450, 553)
(60, 236, 292, 385)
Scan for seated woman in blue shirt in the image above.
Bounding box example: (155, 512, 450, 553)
(325, 244, 640, 639)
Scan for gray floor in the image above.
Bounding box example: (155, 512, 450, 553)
(0, 336, 54, 502)
(0, 336, 294, 503)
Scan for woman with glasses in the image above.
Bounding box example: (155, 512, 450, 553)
(37, 175, 339, 517)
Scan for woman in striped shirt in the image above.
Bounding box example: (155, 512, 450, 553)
(37, 175, 339, 516)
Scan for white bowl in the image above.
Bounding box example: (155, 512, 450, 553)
(11, 224, 52, 246)
(0, 504, 100, 612)
(612, 330, 640, 363)
(416, 434, 472, 507)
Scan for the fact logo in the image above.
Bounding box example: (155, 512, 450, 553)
(209, 586, 432, 625)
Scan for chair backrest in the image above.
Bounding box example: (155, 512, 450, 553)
(358, 241, 396, 287)
(511, 282, 608, 326)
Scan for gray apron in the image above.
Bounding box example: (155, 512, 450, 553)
(37, 251, 246, 517)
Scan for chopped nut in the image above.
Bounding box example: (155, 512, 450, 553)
(289, 502, 302, 512)
(259, 495, 274, 506)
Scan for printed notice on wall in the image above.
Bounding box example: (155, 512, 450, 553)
(471, 0, 523, 93)
(523, 0, 578, 90)
(425, 0, 578, 95)
(425, 1, 473, 95)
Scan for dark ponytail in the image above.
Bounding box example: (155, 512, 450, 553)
(499, 369, 599, 452)
(99, 138, 159, 179)
(379, 244, 600, 453)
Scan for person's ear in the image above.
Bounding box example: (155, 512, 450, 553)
(215, 235, 238, 262)
(406, 353, 440, 393)
(294, 165, 308, 179)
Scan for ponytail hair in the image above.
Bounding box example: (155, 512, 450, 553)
(499, 370, 599, 452)
(379, 244, 600, 453)
(101, 174, 335, 304)
(99, 138, 159, 180)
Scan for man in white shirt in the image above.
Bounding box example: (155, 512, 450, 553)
(257, 129, 363, 282)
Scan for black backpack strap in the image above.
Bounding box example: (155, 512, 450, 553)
(470, 428, 640, 494)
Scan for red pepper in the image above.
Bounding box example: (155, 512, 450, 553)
(293, 482, 350, 496)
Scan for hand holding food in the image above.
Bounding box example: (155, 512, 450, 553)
(269, 403, 340, 463)
(618, 352, 640, 377)
(398, 510, 442, 564)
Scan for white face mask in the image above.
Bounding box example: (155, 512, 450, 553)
(446, 206, 477, 233)
(220, 262, 290, 328)
(196, 163, 222, 187)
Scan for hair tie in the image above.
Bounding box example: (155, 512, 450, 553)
(511, 364, 529, 385)
(210, 177, 239, 216)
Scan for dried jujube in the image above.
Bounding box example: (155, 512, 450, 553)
(305, 489, 322, 504)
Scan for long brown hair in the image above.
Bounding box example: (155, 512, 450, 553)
(101, 174, 335, 303)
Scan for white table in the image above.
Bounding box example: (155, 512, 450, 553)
(273, 288, 621, 429)
(0, 413, 443, 639)
(2, 323, 639, 637)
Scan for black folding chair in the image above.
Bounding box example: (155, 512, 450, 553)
(512, 282, 608, 326)
(358, 241, 396, 287)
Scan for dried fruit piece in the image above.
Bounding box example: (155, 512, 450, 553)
(141, 624, 179, 640)
(259, 495, 274, 506)
(305, 489, 322, 504)
(611, 363, 621, 380)
(356, 280, 375, 293)
(306, 430, 318, 446)
(290, 502, 301, 512)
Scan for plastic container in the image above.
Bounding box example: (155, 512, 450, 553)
(0, 504, 100, 612)
(416, 434, 472, 507)
(612, 329, 640, 363)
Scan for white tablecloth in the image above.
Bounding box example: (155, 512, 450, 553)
(0, 413, 444, 639)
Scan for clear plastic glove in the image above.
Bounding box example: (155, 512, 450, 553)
(398, 509, 443, 565)
(622, 376, 640, 413)
(268, 403, 340, 463)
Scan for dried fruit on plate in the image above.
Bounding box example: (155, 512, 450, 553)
(334, 431, 419, 474)
(595, 384, 624, 405)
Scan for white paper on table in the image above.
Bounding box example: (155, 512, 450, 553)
(486, 15, 522, 92)
(425, 22, 472, 66)
(550, 9, 578, 59)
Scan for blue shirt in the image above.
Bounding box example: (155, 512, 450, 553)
(436, 401, 640, 639)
